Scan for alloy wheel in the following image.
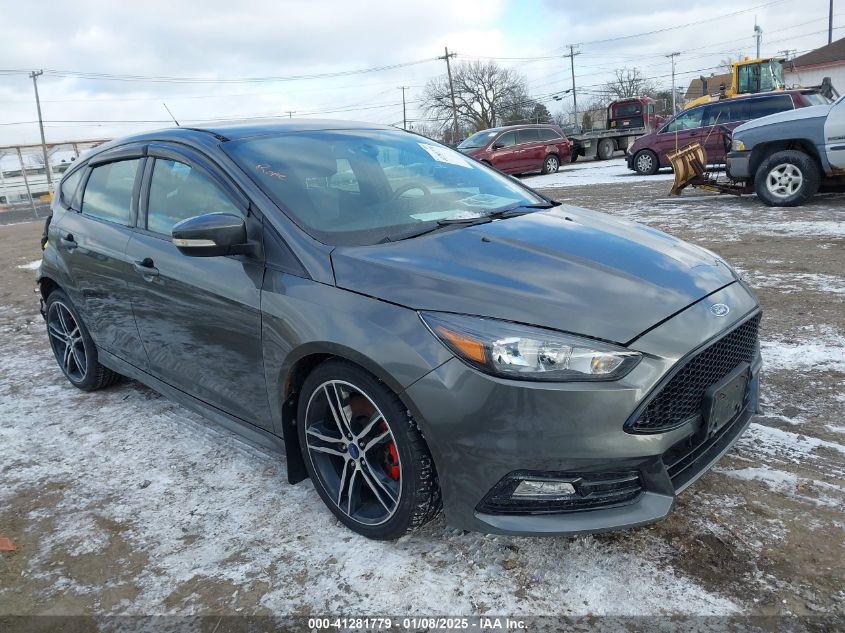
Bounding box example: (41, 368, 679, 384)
(304, 380, 402, 526)
(765, 163, 803, 199)
(47, 301, 87, 382)
(545, 156, 559, 173)
(637, 153, 654, 174)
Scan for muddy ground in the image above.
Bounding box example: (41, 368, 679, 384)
(0, 171, 843, 625)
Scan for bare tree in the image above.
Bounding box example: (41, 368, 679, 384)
(602, 68, 657, 100)
(423, 61, 533, 132)
(720, 56, 742, 72)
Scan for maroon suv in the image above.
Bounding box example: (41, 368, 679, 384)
(626, 90, 829, 175)
(457, 124, 572, 175)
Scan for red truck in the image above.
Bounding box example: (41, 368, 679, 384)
(568, 97, 665, 161)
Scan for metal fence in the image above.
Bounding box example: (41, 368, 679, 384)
(0, 139, 109, 220)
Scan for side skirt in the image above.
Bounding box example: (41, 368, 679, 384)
(97, 348, 286, 456)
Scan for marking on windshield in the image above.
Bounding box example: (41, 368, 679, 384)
(418, 143, 473, 169)
(256, 163, 287, 180)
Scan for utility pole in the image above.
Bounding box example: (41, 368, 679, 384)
(830, 0, 835, 44)
(29, 70, 52, 192)
(398, 86, 408, 130)
(438, 47, 459, 143)
(286, 111, 294, 118)
(16, 147, 36, 215)
(754, 21, 763, 58)
(563, 45, 580, 127)
(667, 52, 680, 114)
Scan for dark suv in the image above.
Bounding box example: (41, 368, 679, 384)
(627, 90, 829, 175)
(38, 121, 761, 540)
(457, 124, 572, 175)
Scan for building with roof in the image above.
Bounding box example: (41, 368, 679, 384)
(684, 72, 733, 103)
(784, 37, 845, 93)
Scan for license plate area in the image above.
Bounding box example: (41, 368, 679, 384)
(702, 363, 750, 437)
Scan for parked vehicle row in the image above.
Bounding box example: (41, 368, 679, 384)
(39, 121, 761, 540)
(627, 89, 830, 176)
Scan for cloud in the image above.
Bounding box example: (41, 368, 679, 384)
(0, 0, 837, 145)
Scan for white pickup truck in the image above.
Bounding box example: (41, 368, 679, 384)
(725, 94, 845, 206)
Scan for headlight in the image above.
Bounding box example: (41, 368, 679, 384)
(731, 138, 746, 152)
(420, 312, 641, 382)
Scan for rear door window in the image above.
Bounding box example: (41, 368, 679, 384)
(517, 128, 541, 144)
(747, 95, 795, 119)
(81, 159, 140, 225)
(704, 101, 750, 126)
(146, 158, 243, 235)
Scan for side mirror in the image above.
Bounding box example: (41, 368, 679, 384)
(171, 213, 249, 257)
(491, 143, 504, 150)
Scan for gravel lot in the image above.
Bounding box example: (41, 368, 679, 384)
(1, 159, 843, 625)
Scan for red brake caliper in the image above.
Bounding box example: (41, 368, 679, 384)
(380, 421, 401, 481)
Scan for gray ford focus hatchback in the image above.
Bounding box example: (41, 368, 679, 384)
(38, 120, 761, 539)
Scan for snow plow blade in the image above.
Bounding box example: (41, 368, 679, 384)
(667, 143, 707, 195)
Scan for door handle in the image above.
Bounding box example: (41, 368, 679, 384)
(60, 234, 77, 250)
(133, 258, 159, 279)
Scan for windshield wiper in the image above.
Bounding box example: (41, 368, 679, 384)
(380, 201, 559, 243)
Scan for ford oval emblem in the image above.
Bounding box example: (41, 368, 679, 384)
(710, 303, 730, 317)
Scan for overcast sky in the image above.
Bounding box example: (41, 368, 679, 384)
(0, 0, 840, 147)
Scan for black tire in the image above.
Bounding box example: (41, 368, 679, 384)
(297, 359, 441, 540)
(754, 150, 820, 207)
(541, 154, 560, 175)
(570, 152, 579, 163)
(597, 138, 615, 161)
(45, 289, 122, 391)
(633, 150, 659, 176)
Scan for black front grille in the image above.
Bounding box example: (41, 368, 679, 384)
(629, 314, 761, 433)
(477, 471, 643, 515)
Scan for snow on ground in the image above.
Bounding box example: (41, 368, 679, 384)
(15, 259, 41, 270)
(522, 158, 675, 188)
(0, 322, 741, 616)
(760, 339, 845, 373)
(739, 272, 845, 295)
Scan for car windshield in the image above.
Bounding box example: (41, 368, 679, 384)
(457, 130, 499, 149)
(225, 129, 545, 245)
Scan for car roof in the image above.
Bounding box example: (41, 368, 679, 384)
(686, 89, 816, 112)
(475, 123, 561, 134)
(94, 119, 398, 149)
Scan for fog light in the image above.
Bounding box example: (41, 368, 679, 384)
(512, 479, 576, 498)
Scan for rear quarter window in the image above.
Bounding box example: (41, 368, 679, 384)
(747, 95, 795, 119)
(59, 167, 84, 209)
(538, 129, 563, 141)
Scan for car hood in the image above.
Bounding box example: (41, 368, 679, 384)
(331, 205, 738, 344)
(629, 131, 657, 151)
(734, 103, 832, 136)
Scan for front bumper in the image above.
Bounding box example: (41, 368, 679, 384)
(403, 282, 761, 535)
(726, 150, 752, 180)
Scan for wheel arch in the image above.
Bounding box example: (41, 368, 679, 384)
(276, 342, 437, 485)
(37, 275, 61, 300)
(750, 139, 822, 180)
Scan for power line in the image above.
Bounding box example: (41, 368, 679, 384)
(551, 0, 790, 49)
(3, 58, 439, 84)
